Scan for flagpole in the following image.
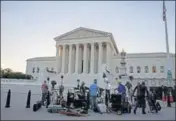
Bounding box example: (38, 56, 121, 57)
(163, 0, 172, 87)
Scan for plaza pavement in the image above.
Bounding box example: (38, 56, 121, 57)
(1, 84, 175, 120)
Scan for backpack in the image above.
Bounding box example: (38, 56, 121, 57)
(47, 105, 66, 113)
(33, 101, 42, 112)
(97, 103, 107, 113)
(156, 102, 161, 111)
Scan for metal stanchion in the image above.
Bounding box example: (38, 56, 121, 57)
(26, 90, 31, 108)
(5, 89, 11, 108)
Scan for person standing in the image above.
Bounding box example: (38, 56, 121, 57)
(41, 80, 49, 105)
(125, 81, 133, 103)
(89, 79, 100, 112)
(104, 78, 111, 107)
(133, 82, 149, 114)
(116, 81, 126, 104)
(133, 82, 140, 104)
(80, 81, 86, 99)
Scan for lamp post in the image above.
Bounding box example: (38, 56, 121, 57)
(103, 72, 107, 93)
(163, 1, 172, 87)
(162, 1, 172, 107)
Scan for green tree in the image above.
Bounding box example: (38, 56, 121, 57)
(3, 68, 13, 73)
(0, 68, 4, 77)
(1, 68, 33, 79)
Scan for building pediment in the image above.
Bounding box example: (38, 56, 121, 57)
(54, 27, 111, 41)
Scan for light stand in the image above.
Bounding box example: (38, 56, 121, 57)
(61, 75, 64, 84)
(103, 73, 109, 107)
(60, 75, 64, 98)
(47, 77, 50, 86)
(77, 79, 80, 89)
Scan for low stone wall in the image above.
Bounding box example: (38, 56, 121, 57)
(110, 78, 175, 89)
(1, 78, 36, 82)
(1, 78, 175, 88)
(0, 78, 40, 85)
(130, 79, 175, 88)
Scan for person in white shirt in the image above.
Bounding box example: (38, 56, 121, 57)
(125, 81, 133, 103)
(104, 78, 111, 107)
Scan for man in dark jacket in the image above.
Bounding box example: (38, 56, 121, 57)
(132, 82, 149, 114)
(80, 82, 86, 98)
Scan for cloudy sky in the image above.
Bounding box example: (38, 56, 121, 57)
(1, 1, 175, 73)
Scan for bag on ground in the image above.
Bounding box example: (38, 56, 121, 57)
(156, 102, 161, 111)
(97, 103, 107, 113)
(47, 105, 66, 113)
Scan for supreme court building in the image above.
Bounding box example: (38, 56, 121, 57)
(26, 27, 175, 88)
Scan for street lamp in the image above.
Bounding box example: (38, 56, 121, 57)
(162, 1, 172, 107)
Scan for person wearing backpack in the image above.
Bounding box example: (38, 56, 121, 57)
(133, 82, 149, 114)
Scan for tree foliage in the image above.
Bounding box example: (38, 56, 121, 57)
(0, 68, 33, 79)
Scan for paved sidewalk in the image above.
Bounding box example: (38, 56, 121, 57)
(1, 84, 175, 120)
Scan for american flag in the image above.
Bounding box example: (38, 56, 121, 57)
(163, 0, 166, 21)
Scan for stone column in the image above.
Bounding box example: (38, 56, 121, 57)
(90, 43, 95, 74)
(106, 42, 111, 70)
(62, 45, 66, 73)
(68, 44, 72, 74)
(56, 45, 60, 73)
(98, 43, 103, 73)
(75, 44, 79, 74)
(83, 43, 87, 74)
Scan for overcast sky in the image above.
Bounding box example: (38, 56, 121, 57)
(1, 1, 175, 73)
